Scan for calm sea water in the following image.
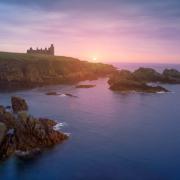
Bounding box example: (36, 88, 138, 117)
(1, 63, 180, 180)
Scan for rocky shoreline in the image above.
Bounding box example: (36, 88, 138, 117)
(0, 96, 68, 161)
(108, 68, 180, 93)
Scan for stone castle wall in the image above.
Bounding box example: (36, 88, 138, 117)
(27, 44, 54, 56)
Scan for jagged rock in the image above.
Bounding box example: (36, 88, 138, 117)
(108, 70, 134, 85)
(11, 96, 28, 113)
(133, 68, 161, 82)
(161, 69, 180, 84)
(0, 106, 5, 114)
(0, 125, 16, 159)
(108, 70, 169, 93)
(132, 68, 180, 84)
(0, 97, 68, 160)
(0, 122, 6, 145)
(163, 69, 180, 78)
(0, 111, 16, 129)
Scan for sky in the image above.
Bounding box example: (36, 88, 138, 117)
(0, 0, 180, 63)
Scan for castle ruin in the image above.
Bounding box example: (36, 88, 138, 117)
(27, 44, 54, 56)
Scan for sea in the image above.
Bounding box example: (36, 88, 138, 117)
(0, 63, 180, 180)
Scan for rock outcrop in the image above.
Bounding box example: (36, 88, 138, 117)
(162, 69, 180, 84)
(163, 69, 180, 78)
(133, 68, 161, 82)
(0, 97, 68, 160)
(0, 122, 6, 145)
(11, 96, 28, 112)
(108, 69, 169, 93)
(132, 68, 180, 84)
(109, 79, 168, 93)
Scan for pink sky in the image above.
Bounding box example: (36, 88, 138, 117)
(0, 1, 180, 63)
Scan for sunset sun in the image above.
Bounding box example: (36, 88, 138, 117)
(92, 57, 97, 61)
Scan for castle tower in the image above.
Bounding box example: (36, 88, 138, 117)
(49, 44, 54, 55)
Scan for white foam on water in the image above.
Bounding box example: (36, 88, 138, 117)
(64, 132, 71, 137)
(58, 94, 66, 97)
(157, 91, 166, 94)
(53, 122, 67, 131)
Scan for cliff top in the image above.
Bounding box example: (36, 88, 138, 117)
(0, 51, 82, 63)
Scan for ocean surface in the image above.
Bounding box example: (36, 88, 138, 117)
(1, 63, 180, 180)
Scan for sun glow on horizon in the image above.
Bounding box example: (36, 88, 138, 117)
(92, 57, 97, 61)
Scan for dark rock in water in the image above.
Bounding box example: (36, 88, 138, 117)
(132, 68, 180, 84)
(108, 70, 134, 86)
(76, 84, 96, 88)
(162, 69, 180, 84)
(133, 68, 161, 82)
(0, 97, 68, 161)
(108, 70, 169, 93)
(0, 111, 16, 129)
(109, 79, 168, 93)
(65, 93, 78, 98)
(11, 96, 28, 113)
(46, 92, 60, 96)
(163, 69, 180, 78)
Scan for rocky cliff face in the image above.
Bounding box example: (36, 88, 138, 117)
(0, 52, 115, 90)
(132, 67, 180, 84)
(0, 97, 68, 160)
(107, 68, 177, 93)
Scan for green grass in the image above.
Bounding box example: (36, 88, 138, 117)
(0, 51, 82, 63)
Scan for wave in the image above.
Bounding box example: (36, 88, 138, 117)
(64, 132, 71, 137)
(53, 122, 67, 131)
(157, 91, 166, 94)
(58, 94, 66, 97)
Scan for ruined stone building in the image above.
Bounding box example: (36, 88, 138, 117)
(27, 44, 54, 56)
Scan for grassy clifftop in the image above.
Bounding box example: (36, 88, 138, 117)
(0, 52, 115, 89)
(0, 52, 87, 62)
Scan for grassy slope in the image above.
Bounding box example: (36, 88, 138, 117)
(0, 51, 84, 63)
